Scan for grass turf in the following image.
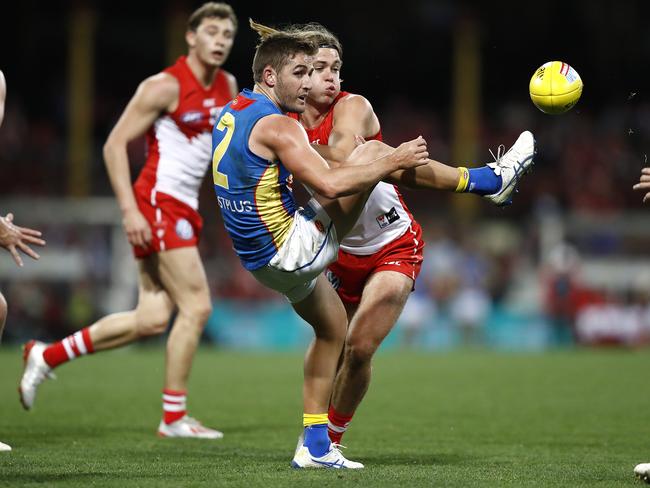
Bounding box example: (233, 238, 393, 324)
(0, 347, 649, 487)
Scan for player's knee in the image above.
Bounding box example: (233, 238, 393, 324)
(344, 336, 378, 366)
(136, 307, 172, 337)
(178, 297, 212, 328)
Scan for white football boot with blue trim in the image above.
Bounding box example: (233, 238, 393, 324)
(485, 130, 536, 206)
(292, 442, 364, 469)
(634, 463, 650, 483)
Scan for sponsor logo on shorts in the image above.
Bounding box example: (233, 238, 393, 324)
(376, 207, 400, 229)
(175, 218, 194, 240)
(326, 270, 340, 290)
(180, 111, 204, 124)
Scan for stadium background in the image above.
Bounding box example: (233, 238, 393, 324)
(0, 0, 649, 350)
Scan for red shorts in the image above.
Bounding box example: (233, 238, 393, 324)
(132, 188, 203, 259)
(326, 221, 424, 305)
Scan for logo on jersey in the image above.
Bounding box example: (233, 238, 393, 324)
(326, 269, 341, 290)
(175, 218, 194, 240)
(376, 207, 400, 229)
(203, 98, 216, 108)
(314, 220, 325, 233)
(180, 111, 204, 125)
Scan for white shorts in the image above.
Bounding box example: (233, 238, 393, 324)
(251, 198, 339, 303)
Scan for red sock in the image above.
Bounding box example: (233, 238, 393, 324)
(327, 404, 354, 444)
(162, 389, 187, 424)
(42, 328, 95, 368)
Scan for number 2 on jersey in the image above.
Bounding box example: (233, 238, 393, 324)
(212, 112, 235, 189)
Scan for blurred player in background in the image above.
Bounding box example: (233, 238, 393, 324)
(0, 70, 46, 452)
(19, 3, 238, 439)
(633, 167, 650, 483)
(213, 27, 429, 468)
(279, 23, 535, 446)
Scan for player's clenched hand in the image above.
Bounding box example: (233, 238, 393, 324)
(0, 213, 45, 267)
(633, 168, 650, 204)
(122, 208, 152, 248)
(392, 136, 429, 170)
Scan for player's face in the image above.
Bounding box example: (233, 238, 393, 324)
(308, 48, 341, 107)
(275, 53, 313, 113)
(189, 16, 235, 67)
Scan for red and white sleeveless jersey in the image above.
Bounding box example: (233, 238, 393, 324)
(291, 91, 415, 255)
(134, 56, 233, 209)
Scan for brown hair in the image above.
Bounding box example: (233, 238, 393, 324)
(250, 19, 318, 83)
(289, 23, 343, 61)
(188, 2, 238, 32)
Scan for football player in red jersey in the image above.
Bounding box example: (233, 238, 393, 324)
(283, 23, 535, 446)
(19, 4, 238, 439)
(0, 70, 46, 452)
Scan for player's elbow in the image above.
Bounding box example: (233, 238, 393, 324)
(314, 179, 344, 199)
(102, 137, 123, 166)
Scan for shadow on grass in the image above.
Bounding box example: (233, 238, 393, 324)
(357, 452, 465, 467)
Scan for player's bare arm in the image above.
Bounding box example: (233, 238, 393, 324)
(327, 94, 380, 156)
(633, 167, 650, 203)
(0, 213, 45, 267)
(326, 94, 459, 190)
(250, 115, 428, 198)
(103, 73, 179, 247)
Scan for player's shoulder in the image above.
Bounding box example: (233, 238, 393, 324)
(256, 114, 303, 134)
(221, 70, 238, 97)
(334, 92, 375, 117)
(220, 69, 236, 83)
(139, 72, 179, 99)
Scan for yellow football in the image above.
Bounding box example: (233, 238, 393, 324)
(529, 61, 583, 114)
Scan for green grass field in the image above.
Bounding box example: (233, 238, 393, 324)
(1, 346, 649, 487)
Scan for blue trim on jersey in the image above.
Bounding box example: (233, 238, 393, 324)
(212, 89, 297, 271)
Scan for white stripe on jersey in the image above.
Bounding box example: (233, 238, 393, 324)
(339, 182, 412, 255)
(152, 116, 213, 210)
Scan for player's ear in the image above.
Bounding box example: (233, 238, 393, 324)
(185, 30, 197, 49)
(263, 66, 276, 87)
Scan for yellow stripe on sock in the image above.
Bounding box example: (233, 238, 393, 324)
(455, 166, 470, 192)
(303, 413, 328, 427)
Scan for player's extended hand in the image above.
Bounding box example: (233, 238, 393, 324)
(392, 136, 429, 170)
(122, 208, 152, 248)
(0, 213, 46, 267)
(633, 167, 650, 203)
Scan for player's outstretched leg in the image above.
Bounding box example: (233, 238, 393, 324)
(458, 130, 536, 206)
(19, 257, 174, 410)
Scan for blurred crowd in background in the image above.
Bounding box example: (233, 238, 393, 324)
(0, 0, 649, 349)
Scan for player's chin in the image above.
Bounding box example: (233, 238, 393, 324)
(291, 97, 307, 113)
(203, 55, 222, 68)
